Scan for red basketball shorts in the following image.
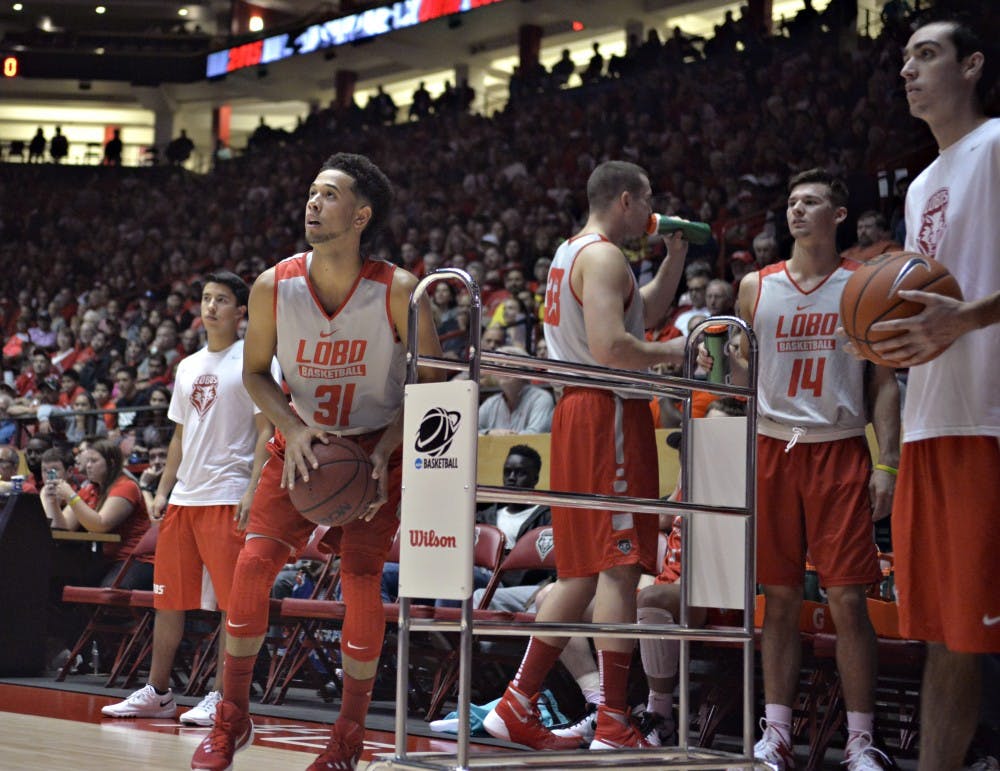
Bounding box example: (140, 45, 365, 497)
(153, 504, 244, 612)
(247, 428, 400, 562)
(549, 388, 660, 578)
(893, 435, 1000, 653)
(756, 434, 880, 588)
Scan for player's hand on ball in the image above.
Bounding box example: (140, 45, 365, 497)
(869, 289, 969, 367)
(282, 424, 329, 490)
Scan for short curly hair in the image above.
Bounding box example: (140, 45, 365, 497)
(318, 152, 393, 249)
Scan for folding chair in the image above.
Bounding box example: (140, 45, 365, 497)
(422, 524, 550, 720)
(57, 524, 159, 685)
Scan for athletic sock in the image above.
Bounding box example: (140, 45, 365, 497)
(511, 638, 563, 697)
(764, 703, 793, 746)
(222, 653, 257, 714)
(597, 649, 632, 713)
(576, 671, 602, 707)
(339, 673, 376, 727)
(647, 689, 673, 721)
(846, 710, 875, 753)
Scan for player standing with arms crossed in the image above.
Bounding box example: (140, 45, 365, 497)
(102, 271, 273, 726)
(484, 160, 688, 751)
(867, 19, 999, 771)
(191, 153, 443, 771)
(708, 169, 900, 769)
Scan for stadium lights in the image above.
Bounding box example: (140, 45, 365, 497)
(95, 6, 106, 14)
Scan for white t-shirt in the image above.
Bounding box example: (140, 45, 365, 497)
(495, 505, 544, 549)
(167, 340, 264, 505)
(903, 118, 1000, 441)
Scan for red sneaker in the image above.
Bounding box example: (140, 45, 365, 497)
(190, 700, 253, 771)
(589, 705, 654, 750)
(482, 685, 583, 750)
(306, 718, 365, 771)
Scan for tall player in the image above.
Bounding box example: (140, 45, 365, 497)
(190, 153, 443, 771)
(868, 19, 999, 771)
(483, 160, 688, 751)
(709, 169, 900, 770)
(101, 271, 272, 726)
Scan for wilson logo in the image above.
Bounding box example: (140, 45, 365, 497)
(408, 529, 458, 549)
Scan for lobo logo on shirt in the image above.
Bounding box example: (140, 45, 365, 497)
(190, 374, 219, 417)
(916, 188, 948, 258)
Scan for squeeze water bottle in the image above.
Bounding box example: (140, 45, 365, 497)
(703, 324, 728, 384)
(646, 213, 712, 245)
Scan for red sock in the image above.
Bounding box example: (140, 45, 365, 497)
(222, 653, 257, 714)
(339, 673, 375, 727)
(511, 638, 563, 697)
(598, 649, 633, 713)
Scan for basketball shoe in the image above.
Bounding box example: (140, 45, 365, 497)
(101, 683, 177, 718)
(633, 707, 677, 746)
(306, 718, 365, 770)
(844, 732, 892, 770)
(551, 702, 597, 743)
(752, 719, 796, 770)
(180, 690, 222, 726)
(482, 685, 584, 750)
(190, 700, 253, 771)
(589, 706, 654, 750)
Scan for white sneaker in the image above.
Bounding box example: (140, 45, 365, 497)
(551, 703, 597, 742)
(844, 732, 891, 770)
(101, 684, 176, 719)
(180, 690, 222, 726)
(966, 756, 1000, 771)
(753, 720, 796, 770)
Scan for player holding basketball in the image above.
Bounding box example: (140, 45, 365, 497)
(191, 153, 443, 771)
(867, 19, 999, 771)
(708, 168, 900, 770)
(102, 271, 273, 726)
(483, 160, 689, 751)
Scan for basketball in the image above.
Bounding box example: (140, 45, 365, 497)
(287, 437, 378, 527)
(839, 251, 963, 368)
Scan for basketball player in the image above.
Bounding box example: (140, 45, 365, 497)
(191, 153, 443, 771)
(709, 169, 900, 770)
(102, 271, 273, 726)
(483, 160, 689, 751)
(866, 19, 999, 771)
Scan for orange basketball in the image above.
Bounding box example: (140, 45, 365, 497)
(288, 437, 377, 527)
(840, 252, 963, 368)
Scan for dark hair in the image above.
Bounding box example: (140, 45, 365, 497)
(116, 364, 138, 380)
(318, 153, 393, 249)
(939, 17, 998, 114)
(586, 160, 648, 211)
(706, 397, 747, 417)
(40, 447, 67, 467)
(86, 439, 128, 510)
(203, 270, 250, 307)
(61, 368, 81, 383)
(787, 168, 848, 209)
(507, 444, 542, 475)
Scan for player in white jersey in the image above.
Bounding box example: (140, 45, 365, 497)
(191, 153, 442, 771)
(484, 160, 689, 752)
(708, 169, 900, 770)
(102, 271, 273, 727)
(863, 19, 1000, 771)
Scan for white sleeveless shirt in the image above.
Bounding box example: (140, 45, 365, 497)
(274, 253, 405, 434)
(543, 233, 647, 398)
(752, 261, 867, 441)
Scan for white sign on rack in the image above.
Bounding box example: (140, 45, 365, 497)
(399, 380, 478, 601)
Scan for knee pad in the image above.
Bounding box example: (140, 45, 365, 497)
(339, 571, 384, 663)
(226, 536, 289, 638)
(637, 606, 678, 679)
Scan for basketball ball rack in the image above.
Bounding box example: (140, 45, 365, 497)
(370, 267, 760, 771)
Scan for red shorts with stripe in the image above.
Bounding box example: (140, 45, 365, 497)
(550, 388, 659, 578)
(893, 436, 1000, 653)
(756, 434, 880, 588)
(247, 428, 400, 565)
(153, 504, 244, 612)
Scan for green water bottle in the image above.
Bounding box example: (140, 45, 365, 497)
(646, 213, 712, 245)
(703, 324, 728, 384)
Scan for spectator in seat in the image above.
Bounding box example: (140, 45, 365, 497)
(0, 444, 34, 494)
(113, 365, 148, 432)
(49, 127, 69, 164)
(29, 310, 57, 351)
(479, 346, 554, 435)
(65, 389, 108, 446)
(841, 210, 901, 262)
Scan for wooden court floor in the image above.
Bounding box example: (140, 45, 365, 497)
(0, 682, 500, 770)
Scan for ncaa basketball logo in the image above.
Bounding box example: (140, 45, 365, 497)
(414, 407, 461, 458)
